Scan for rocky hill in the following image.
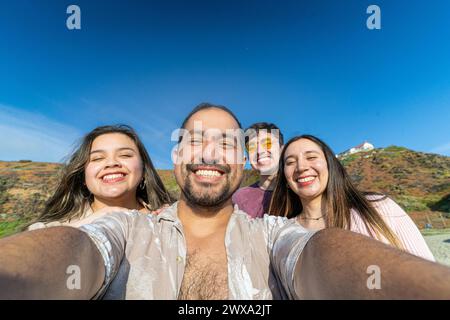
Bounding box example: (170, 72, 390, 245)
(0, 146, 449, 237)
(338, 146, 449, 228)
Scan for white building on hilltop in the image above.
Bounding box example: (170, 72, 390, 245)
(340, 141, 374, 157)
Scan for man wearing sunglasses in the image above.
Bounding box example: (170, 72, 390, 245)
(232, 122, 284, 218)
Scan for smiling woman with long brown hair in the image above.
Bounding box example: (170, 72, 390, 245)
(27, 124, 173, 229)
(269, 134, 435, 261)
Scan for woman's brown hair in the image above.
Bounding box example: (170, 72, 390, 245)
(269, 134, 401, 248)
(28, 125, 173, 225)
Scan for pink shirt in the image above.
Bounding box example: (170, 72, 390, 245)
(232, 183, 273, 218)
(350, 195, 435, 261)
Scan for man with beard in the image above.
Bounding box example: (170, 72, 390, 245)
(1, 103, 450, 300)
(170, 104, 307, 299)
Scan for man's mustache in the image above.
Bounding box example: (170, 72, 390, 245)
(186, 163, 231, 174)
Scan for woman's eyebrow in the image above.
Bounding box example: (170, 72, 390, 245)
(89, 149, 105, 155)
(116, 147, 136, 152)
(284, 154, 296, 160)
(305, 150, 320, 155)
(284, 150, 319, 160)
(90, 147, 136, 154)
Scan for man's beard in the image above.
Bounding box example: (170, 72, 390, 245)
(182, 173, 232, 209)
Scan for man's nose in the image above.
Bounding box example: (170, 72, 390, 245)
(202, 141, 221, 164)
(257, 141, 267, 154)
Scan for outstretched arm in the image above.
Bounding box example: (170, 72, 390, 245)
(294, 228, 450, 299)
(0, 227, 105, 299)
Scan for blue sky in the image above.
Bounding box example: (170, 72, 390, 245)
(0, 0, 449, 168)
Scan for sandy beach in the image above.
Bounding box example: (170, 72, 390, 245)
(424, 232, 450, 267)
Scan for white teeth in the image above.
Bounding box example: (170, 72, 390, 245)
(102, 173, 125, 181)
(195, 170, 222, 177)
(297, 176, 315, 183)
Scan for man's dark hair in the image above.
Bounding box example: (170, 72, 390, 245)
(178, 103, 242, 143)
(180, 102, 242, 130)
(245, 122, 284, 145)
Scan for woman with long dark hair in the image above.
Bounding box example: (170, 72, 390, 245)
(27, 125, 173, 229)
(269, 134, 434, 260)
